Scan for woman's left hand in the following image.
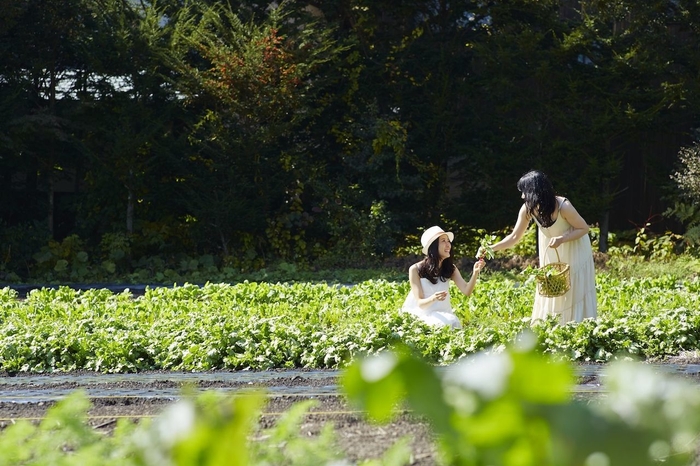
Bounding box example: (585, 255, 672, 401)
(548, 236, 565, 248)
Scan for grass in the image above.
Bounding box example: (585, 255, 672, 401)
(602, 254, 700, 280)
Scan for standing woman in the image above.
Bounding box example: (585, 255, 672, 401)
(401, 226, 485, 329)
(482, 170, 597, 323)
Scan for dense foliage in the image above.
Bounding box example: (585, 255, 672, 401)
(669, 141, 700, 245)
(1, 0, 700, 278)
(0, 264, 698, 374)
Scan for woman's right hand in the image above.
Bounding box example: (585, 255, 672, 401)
(432, 290, 448, 302)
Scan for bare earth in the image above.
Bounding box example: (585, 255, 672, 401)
(0, 372, 438, 465)
(3, 352, 700, 465)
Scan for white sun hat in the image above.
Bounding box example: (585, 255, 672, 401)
(421, 226, 454, 255)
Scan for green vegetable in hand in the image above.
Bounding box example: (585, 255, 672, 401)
(477, 236, 496, 260)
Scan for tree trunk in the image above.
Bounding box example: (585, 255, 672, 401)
(219, 230, 229, 256)
(599, 211, 609, 252)
(48, 66, 57, 238)
(126, 187, 134, 235)
(48, 177, 54, 237)
(126, 169, 134, 234)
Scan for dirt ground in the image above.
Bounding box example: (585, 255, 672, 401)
(0, 373, 439, 465)
(2, 352, 700, 465)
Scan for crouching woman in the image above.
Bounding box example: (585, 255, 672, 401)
(401, 226, 485, 329)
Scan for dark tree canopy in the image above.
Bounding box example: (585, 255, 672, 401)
(1, 0, 699, 277)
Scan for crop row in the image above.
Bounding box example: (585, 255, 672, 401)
(0, 273, 698, 373)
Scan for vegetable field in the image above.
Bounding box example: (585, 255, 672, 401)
(1, 272, 698, 374)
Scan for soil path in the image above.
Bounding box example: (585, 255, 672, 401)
(0, 371, 438, 464)
(2, 357, 700, 464)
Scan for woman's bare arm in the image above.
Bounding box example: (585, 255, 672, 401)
(490, 204, 531, 252)
(451, 260, 485, 296)
(548, 199, 590, 248)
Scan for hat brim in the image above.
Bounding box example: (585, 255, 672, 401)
(422, 231, 454, 255)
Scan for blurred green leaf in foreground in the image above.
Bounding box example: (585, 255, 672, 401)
(343, 332, 700, 466)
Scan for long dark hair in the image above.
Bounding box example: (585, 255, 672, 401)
(418, 238, 455, 284)
(517, 170, 557, 227)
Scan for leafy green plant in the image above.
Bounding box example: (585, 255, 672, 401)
(475, 235, 496, 260)
(665, 202, 700, 249)
(343, 338, 700, 466)
(607, 225, 687, 261)
(603, 254, 700, 280)
(99, 232, 132, 275)
(632, 225, 685, 260)
(31, 234, 91, 282)
(1, 267, 699, 373)
(6, 341, 700, 465)
(473, 226, 538, 260)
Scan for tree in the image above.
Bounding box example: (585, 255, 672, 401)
(309, 0, 496, 237)
(169, 2, 345, 261)
(0, 0, 91, 237)
(75, 0, 189, 247)
(561, 0, 700, 248)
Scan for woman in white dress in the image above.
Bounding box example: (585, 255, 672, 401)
(481, 170, 597, 324)
(401, 226, 486, 329)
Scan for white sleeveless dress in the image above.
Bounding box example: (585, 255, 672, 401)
(401, 278, 462, 329)
(533, 198, 598, 324)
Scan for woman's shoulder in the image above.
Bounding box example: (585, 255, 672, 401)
(556, 196, 575, 211)
(409, 261, 423, 270)
(408, 262, 423, 276)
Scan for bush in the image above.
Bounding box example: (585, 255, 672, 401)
(669, 142, 700, 246)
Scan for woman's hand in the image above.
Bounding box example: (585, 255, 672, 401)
(548, 236, 565, 248)
(432, 290, 448, 302)
(473, 258, 486, 273)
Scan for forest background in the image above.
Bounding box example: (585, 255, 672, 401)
(1, 0, 700, 283)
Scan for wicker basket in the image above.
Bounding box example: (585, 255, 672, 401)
(536, 248, 570, 297)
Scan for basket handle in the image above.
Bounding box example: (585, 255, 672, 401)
(544, 247, 561, 265)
